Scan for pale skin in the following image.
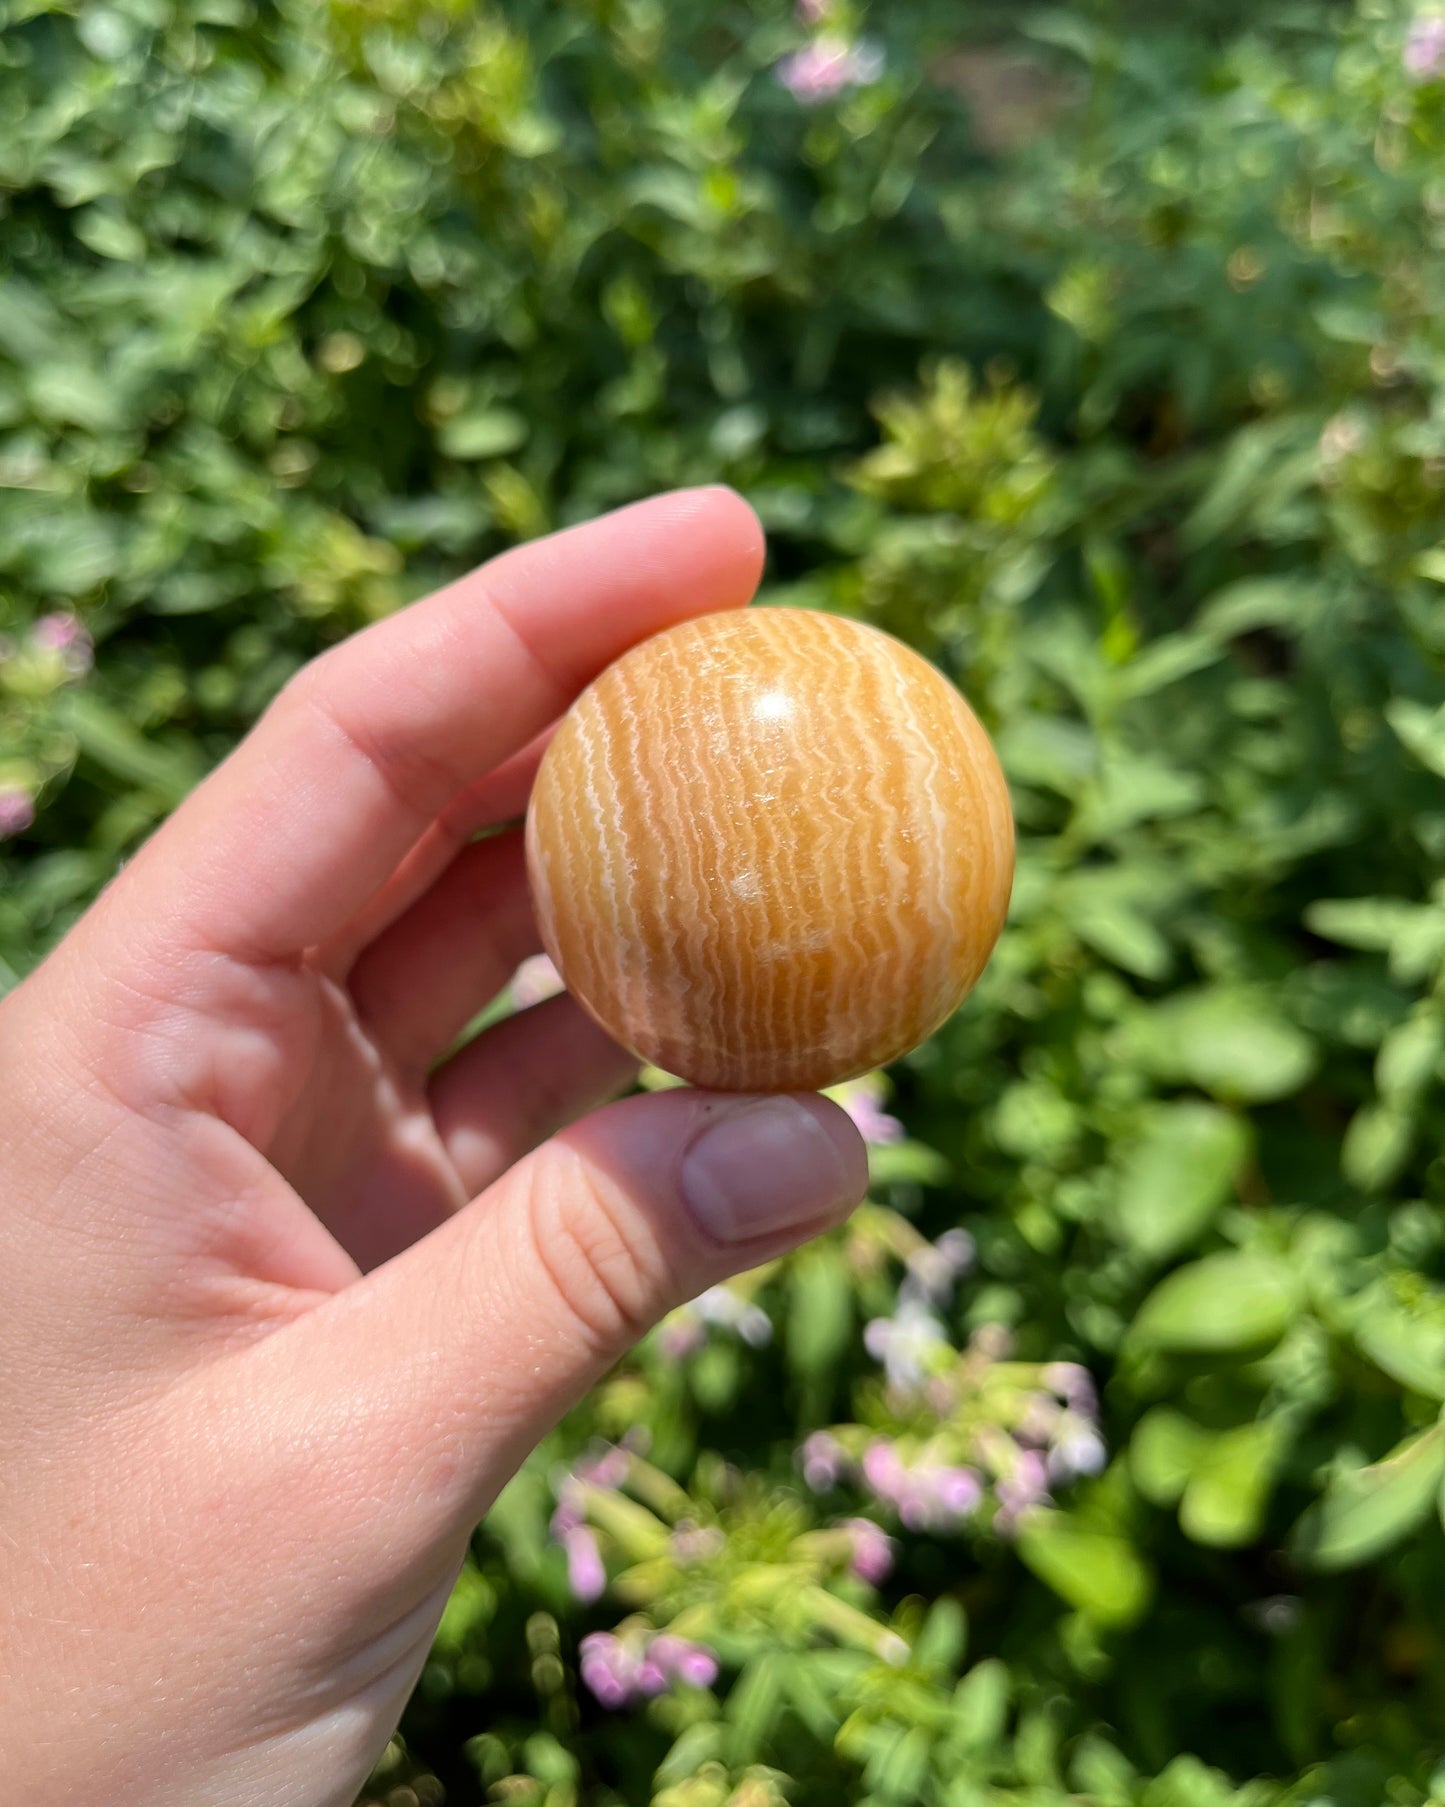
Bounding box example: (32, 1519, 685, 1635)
(0, 488, 867, 1806)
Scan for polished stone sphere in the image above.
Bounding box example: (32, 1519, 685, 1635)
(525, 607, 1014, 1091)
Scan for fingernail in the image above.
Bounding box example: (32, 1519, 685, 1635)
(680, 1097, 863, 1245)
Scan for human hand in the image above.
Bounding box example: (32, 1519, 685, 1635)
(0, 490, 867, 1806)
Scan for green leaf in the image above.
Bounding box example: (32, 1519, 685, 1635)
(1083, 754, 1204, 838)
(1350, 1286, 1445, 1399)
(866, 1140, 951, 1187)
(73, 207, 147, 262)
(1375, 1010, 1444, 1098)
(1117, 634, 1223, 698)
(913, 1596, 968, 1678)
(654, 1722, 724, 1789)
(1306, 898, 1443, 983)
(1196, 576, 1324, 640)
(1130, 1408, 1209, 1506)
(1385, 699, 1445, 777)
(1111, 1103, 1249, 1261)
(438, 407, 529, 461)
(787, 1243, 855, 1381)
(996, 714, 1097, 797)
(1069, 1736, 1138, 1803)
(781, 1656, 842, 1742)
(1131, 1252, 1299, 1353)
(950, 1657, 1010, 1751)
(1291, 1423, 1444, 1571)
(1072, 895, 1172, 979)
(59, 694, 202, 804)
(27, 363, 124, 432)
(726, 1654, 786, 1765)
(866, 1724, 932, 1804)
(1181, 417, 1314, 548)
(1341, 1101, 1414, 1192)
(1178, 1419, 1283, 1548)
(1124, 987, 1317, 1103)
(1015, 1513, 1151, 1625)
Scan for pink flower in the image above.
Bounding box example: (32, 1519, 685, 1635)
(1405, 13, 1445, 79)
(1016, 1391, 1062, 1448)
(659, 1284, 772, 1357)
(575, 1442, 631, 1491)
(562, 1525, 606, 1602)
(832, 1071, 904, 1145)
(670, 1521, 725, 1563)
(800, 1429, 848, 1490)
(1042, 1361, 1097, 1415)
(510, 952, 565, 1010)
(0, 788, 35, 840)
(649, 1634, 720, 1690)
(579, 1632, 634, 1709)
(842, 1517, 896, 1585)
(550, 1441, 630, 1599)
(578, 1630, 718, 1708)
(776, 34, 884, 104)
(696, 1283, 773, 1347)
(656, 1310, 706, 1361)
(796, 0, 832, 22)
(864, 1296, 947, 1392)
(862, 1440, 981, 1532)
(32, 612, 93, 678)
(994, 1448, 1051, 1534)
(903, 1227, 975, 1305)
(1047, 1416, 1107, 1483)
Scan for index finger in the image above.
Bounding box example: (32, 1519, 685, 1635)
(113, 487, 764, 964)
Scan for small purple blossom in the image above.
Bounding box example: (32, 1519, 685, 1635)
(657, 1285, 772, 1357)
(800, 1429, 848, 1491)
(776, 33, 884, 104)
(862, 1439, 982, 1532)
(656, 1311, 707, 1361)
(796, 0, 832, 22)
(578, 1632, 636, 1709)
(833, 1071, 905, 1146)
(842, 1516, 896, 1585)
(33, 612, 82, 650)
(1015, 1391, 1062, 1448)
(670, 1520, 725, 1563)
(575, 1443, 631, 1491)
(31, 611, 93, 678)
(562, 1524, 607, 1602)
(1405, 12, 1445, 79)
(551, 1442, 630, 1600)
(902, 1227, 975, 1306)
(994, 1448, 1051, 1534)
(510, 952, 565, 1010)
(649, 1634, 720, 1690)
(579, 1630, 718, 1709)
(970, 1323, 1014, 1362)
(0, 788, 35, 840)
(1042, 1361, 1097, 1416)
(696, 1283, 773, 1347)
(1047, 1415, 1108, 1483)
(864, 1296, 948, 1393)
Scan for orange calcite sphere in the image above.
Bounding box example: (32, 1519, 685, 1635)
(525, 607, 1014, 1092)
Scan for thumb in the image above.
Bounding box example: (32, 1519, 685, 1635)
(259, 1088, 866, 1554)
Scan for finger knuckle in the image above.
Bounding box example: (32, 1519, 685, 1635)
(522, 1148, 670, 1359)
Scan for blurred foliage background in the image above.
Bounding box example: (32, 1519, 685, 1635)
(1, 0, 1442, 1804)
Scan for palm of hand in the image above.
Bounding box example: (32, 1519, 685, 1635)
(0, 493, 865, 1807)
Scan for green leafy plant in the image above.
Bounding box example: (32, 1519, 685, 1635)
(1, 1, 1440, 1803)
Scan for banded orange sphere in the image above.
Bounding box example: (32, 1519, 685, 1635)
(525, 607, 1014, 1092)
